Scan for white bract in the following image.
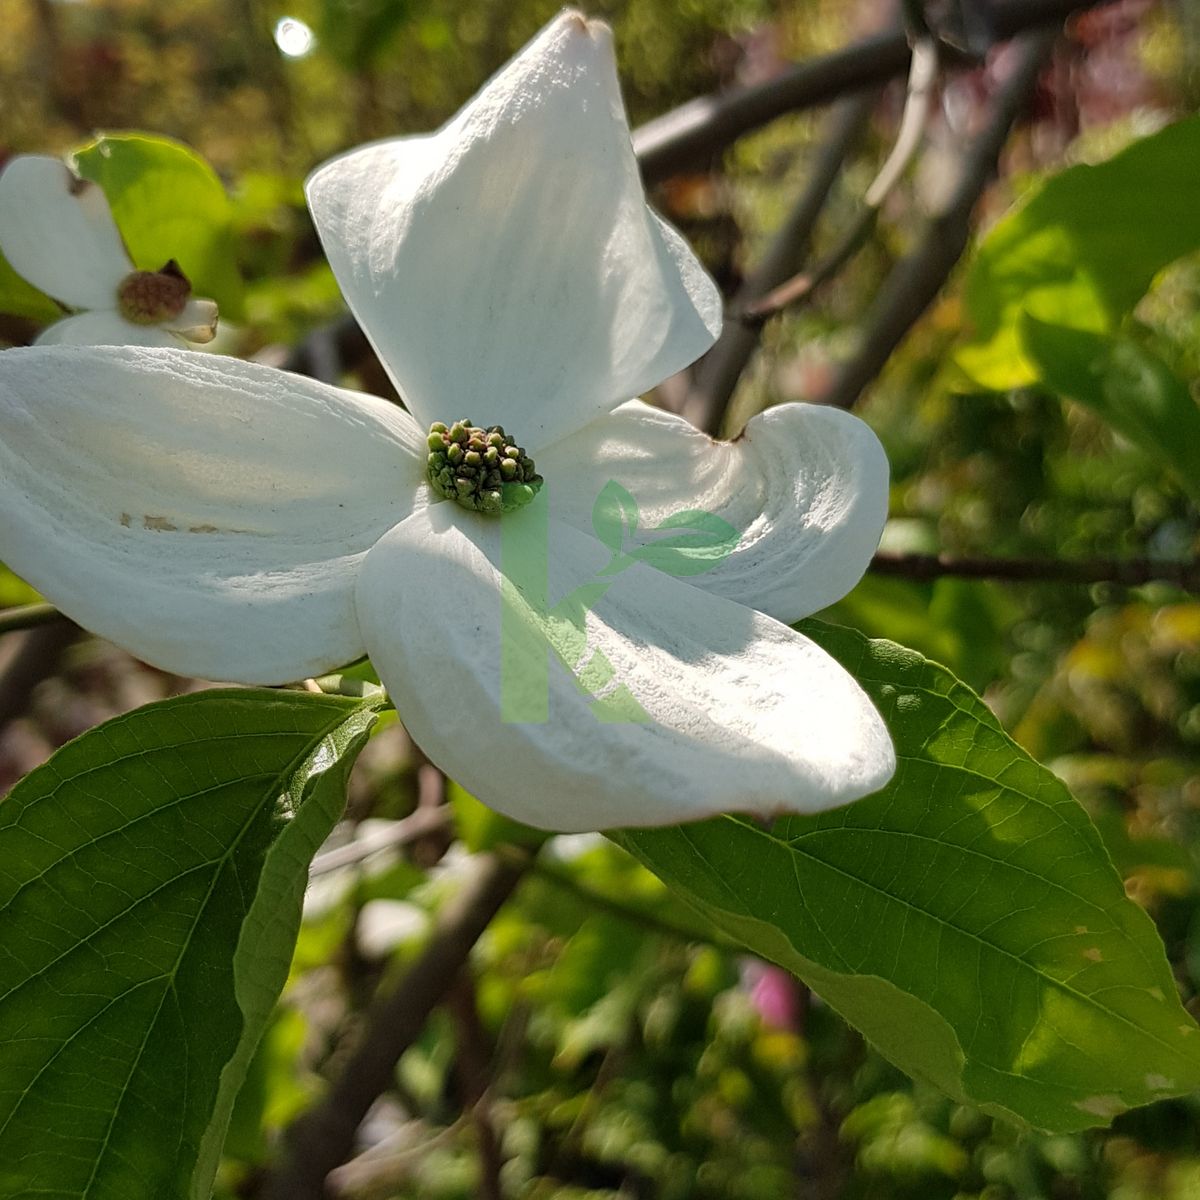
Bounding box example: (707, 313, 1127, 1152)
(0, 155, 217, 347)
(0, 12, 895, 831)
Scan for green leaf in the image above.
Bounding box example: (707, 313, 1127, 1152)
(0, 251, 62, 323)
(1019, 316, 1200, 498)
(72, 133, 244, 319)
(957, 114, 1200, 389)
(0, 688, 382, 1199)
(0, 566, 41, 608)
(591, 479, 639, 557)
(222, 1006, 313, 1166)
(613, 621, 1200, 1132)
(827, 574, 1017, 694)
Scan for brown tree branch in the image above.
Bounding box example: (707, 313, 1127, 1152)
(278, 0, 1113, 384)
(308, 806, 453, 877)
(262, 850, 530, 1200)
(682, 91, 879, 435)
(870, 551, 1200, 591)
(633, 0, 1109, 183)
(633, 26, 912, 184)
(824, 28, 1056, 410)
(740, 36, 939, 328)
(446, 971, 506, 1200)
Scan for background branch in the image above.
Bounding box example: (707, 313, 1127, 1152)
(521, 850, 738, 951)
(308, 806, 453, 877)
(682, 91, 879, 433)
(633, 0, 1107, 183)
(0, 603, 68, 637)
(740, 35, 939, 329)
(279, 0, 1112, 385)
(445, 970, 506, 1200)
(263, 850, 530, 1200)
(870, 551, 1200, 591)
(825, 28, 1056, 410)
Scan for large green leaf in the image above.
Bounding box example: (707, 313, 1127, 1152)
(73, 133, 244, 318)
(0, 251, 63, 323)
(1019, 316, 1200, 498)
(613, 621, 1200, 1133)
(957, 114, 1200, 389)
(0, 689, 382, 1199)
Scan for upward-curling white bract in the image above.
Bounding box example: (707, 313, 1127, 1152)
(0, 11, 895, 831)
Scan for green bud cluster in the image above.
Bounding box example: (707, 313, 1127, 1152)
(425, 419, 543, 514)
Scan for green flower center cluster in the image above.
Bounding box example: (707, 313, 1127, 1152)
(426, 420, 543, 514)
(115, 260, 191, 325)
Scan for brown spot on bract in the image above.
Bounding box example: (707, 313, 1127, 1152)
(119, 512, 131, 527)
(188, 524, 219, 534)
(143, 515, 178, 531)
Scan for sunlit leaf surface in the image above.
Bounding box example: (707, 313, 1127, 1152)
(957, 114, 1200, 389)
(0, 689, 381, 1199)
(615, 621, 1200, 1132)
(73, 133, 244, 319)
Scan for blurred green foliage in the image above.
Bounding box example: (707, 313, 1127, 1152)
(956, 113, 1200, 391)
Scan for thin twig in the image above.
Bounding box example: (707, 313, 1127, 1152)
(536, 1042, 625, 1197)
(0, 602, 68, 636)
(825, 28, 1056, 410)
(263, 850, 530, 1200)
(309, 807, 454, 877)
(741, 36, 939, 327)
(325, 1114, 471, 1195)
(683, 91, 879, 434)
(862, 37, 939, 208)
(792, 987, 850, 1198)
(870, 551, 1200, 591)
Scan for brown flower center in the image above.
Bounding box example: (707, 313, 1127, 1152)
(115, 260, 191, 325)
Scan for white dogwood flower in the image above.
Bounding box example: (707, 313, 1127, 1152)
(0, 155, 217, 347)
(0, 12, 894, 831)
